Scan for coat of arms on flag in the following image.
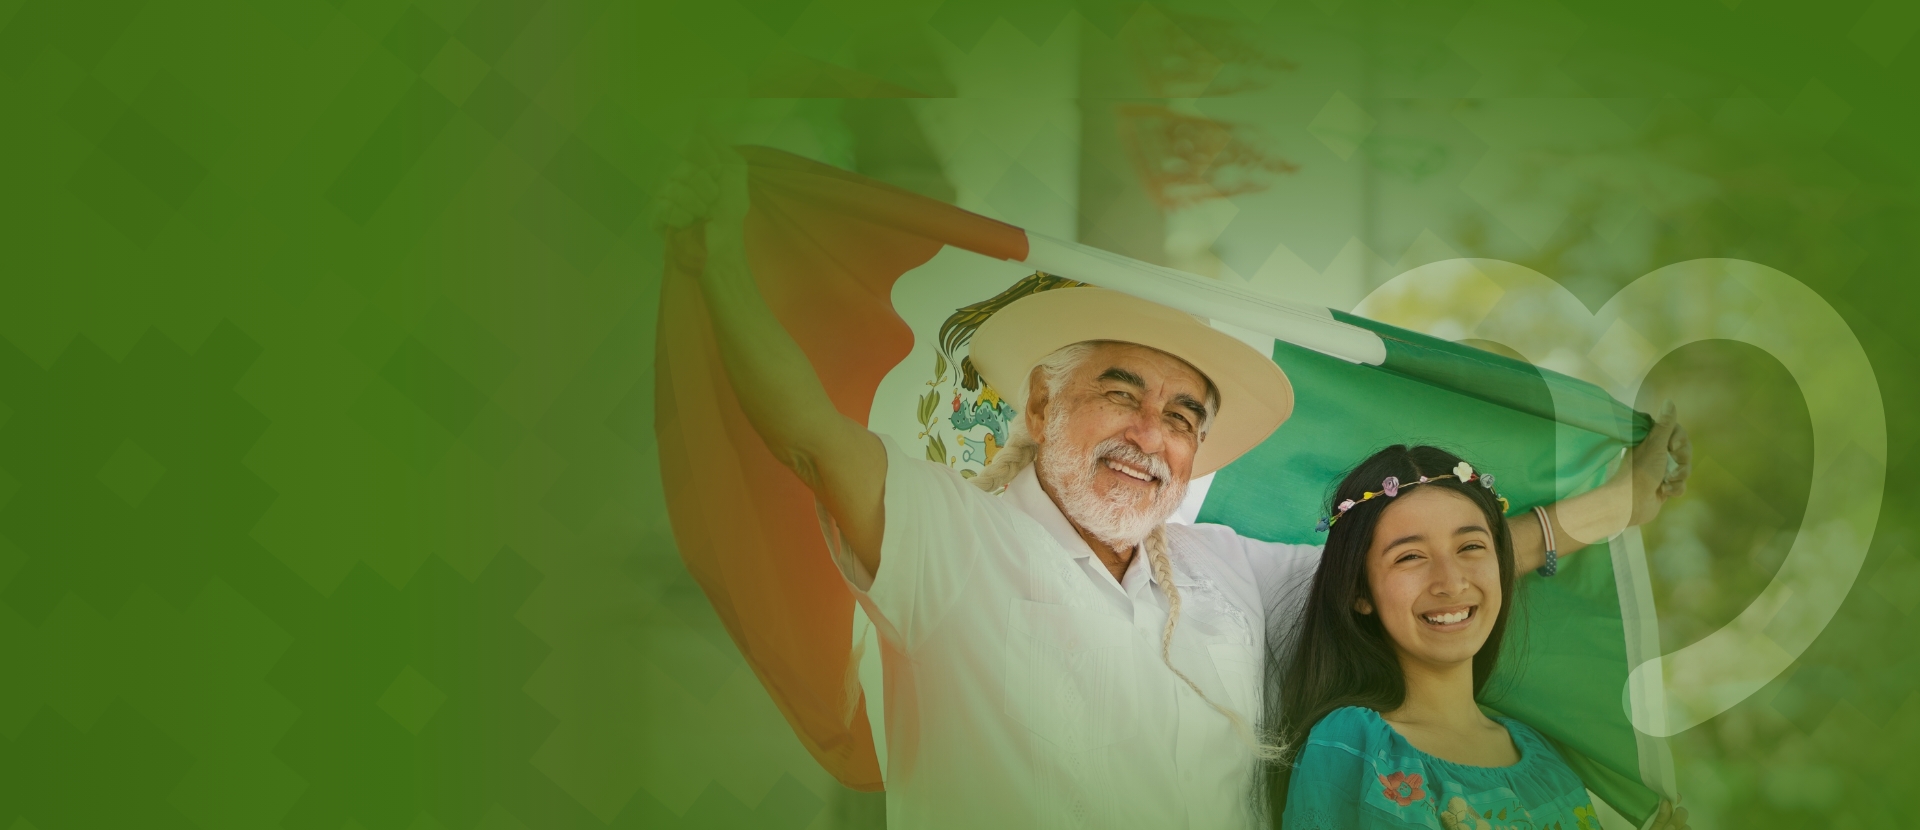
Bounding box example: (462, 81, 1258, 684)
(908, 273, 1082, 477)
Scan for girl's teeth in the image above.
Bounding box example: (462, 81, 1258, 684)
(1423, 609, 1471, 625)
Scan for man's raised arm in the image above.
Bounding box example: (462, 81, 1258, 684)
(654, 142, 888, 574)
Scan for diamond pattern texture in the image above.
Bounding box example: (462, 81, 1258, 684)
(0, 1, 1915, 828)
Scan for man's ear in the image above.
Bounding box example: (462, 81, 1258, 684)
(1022, 368, 1051, 440)
(1353, 596, 1374, 615)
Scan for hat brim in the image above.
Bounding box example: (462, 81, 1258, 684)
(970, 287, 1294, 479)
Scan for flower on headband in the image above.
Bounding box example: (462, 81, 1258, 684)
(1453, 461, 1475, 481)
(1315, 516, 1330, 532)
(1382, 476, 1400, 497)
(1338, 499, 1356, 513)
(1480, 473, 1495, 489)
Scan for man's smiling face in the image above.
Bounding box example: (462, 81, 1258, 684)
(1027, 342, 1214, 550)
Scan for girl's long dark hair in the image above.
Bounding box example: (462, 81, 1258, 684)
(1263, 445, 1518, 816)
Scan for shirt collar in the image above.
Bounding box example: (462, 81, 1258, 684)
(1007, 462, 1103, 562)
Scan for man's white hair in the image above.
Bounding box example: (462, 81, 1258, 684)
(966, 340, 1275, 759)
(966, 341, 1095, 493)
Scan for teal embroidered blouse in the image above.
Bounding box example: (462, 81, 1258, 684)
(1282, 706, 1602, 830)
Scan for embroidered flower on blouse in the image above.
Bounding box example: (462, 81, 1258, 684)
(1440, 797, 1491, 830)
(1378, 771, 1426, 807)
(1573, 804, 1599, 830)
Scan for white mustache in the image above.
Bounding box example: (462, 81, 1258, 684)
(1093, 439, 1170, 484)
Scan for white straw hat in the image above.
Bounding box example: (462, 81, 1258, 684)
(969, 286, 1294, 478)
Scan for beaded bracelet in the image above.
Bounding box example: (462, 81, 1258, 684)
(1533, 505, 1558, 577)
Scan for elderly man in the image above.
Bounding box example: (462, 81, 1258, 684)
(654, 146, 1690, 829)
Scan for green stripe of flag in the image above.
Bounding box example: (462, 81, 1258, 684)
(1329, 310, 1651, 446)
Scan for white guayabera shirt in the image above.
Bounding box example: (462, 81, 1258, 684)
(831, 437, 1321, 830)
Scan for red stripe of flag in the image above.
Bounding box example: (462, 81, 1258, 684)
(656, 147, 1027, 788)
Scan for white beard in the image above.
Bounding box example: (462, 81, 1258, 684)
(1038, 409, 1189, 551)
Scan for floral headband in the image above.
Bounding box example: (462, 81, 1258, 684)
(1315, 461, 1510, 532)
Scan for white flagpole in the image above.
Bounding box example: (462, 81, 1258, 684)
(1020, 231, 1389, 366)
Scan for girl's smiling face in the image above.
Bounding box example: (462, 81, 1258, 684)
(1353, 487, 1503, 670)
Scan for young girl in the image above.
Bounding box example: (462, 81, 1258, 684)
(1273, 445, 1685, 830)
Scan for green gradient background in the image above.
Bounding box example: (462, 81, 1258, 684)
(0, 0, 1912, 828)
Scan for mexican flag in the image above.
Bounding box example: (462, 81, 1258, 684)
(655, 147, 1673, 825)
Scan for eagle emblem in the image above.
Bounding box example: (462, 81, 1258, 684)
(912, 272, 1085, 477)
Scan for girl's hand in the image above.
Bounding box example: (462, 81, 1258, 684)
(1622, 401, 1691, 528)
(1646, 798, 1690, 830)
(1550, 401, 1692, 545)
